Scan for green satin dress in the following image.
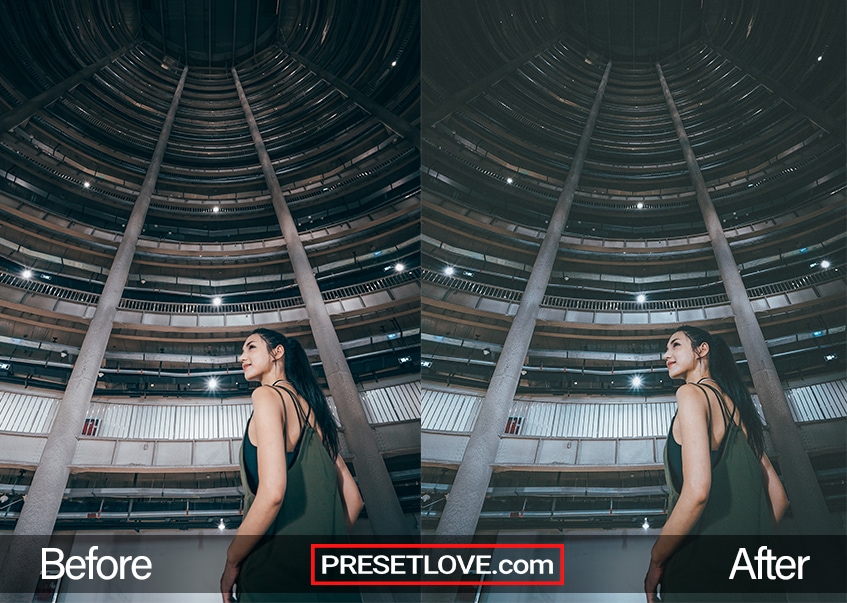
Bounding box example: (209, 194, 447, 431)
(661, 382, 779, 602)
(236, 384, 357, 602)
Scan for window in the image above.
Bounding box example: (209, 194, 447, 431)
(504, 416, 522, 435)
(81, 418, 100, 437)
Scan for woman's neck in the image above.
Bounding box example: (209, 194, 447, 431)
(685, 368, 711, 384)
(261, 371, 287, 387)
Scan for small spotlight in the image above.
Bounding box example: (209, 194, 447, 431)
(22, 269, 32, 279)
(420, 360, 433, 368)
(636, 202, 644, 209)
(391, 60, 397, 67)
(98, 372, 105, 378)
(59, 351, 68, 358)
(506, 177, 513, 184)
(642, 517, 650, 530)
(820, 260, 831, 269)
(444, 266, 455, 276)
(394, 263, 404, 272)
(212, 297, 222, 306)
(636, 294, 646, 304)
(520, 369, 527, 376)
(217, 518, 226, 531)
(83, 181, 91, 189)
(212, 206, 220, 213)
(825, 353, 838, 362)
(817, 55, 823, 61)
(398, 356, 412, 364)
(482, 348, 490, 356)
(631, 375, 643, 388)
(207, 377, 219, 390)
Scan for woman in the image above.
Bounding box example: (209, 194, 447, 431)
(645, 325, 789, 602)
(221, 328, 363, 603)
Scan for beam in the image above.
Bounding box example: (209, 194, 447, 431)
(283, 46, 420, 150)
(0, 66, 189, 600)
(709, 43, 846, 146)
(435, 62, 613, 536)
(0, 42, 134, 133)
(232, 67, 412, 537)
(657, 61, 836, 534)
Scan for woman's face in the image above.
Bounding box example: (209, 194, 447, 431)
(240, 334, 281, 381)
(663, 331, 703, 379)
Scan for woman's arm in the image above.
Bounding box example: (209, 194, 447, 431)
(221, 387, 288, 602)
(759, 451, 789, 526)
(646, 384, 713, 603)
(334, 453, 364, 530)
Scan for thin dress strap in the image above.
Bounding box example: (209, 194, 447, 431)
(270, 382, 311, 442)
(697, 380, 736, 430)
(691, 383, 714, 445)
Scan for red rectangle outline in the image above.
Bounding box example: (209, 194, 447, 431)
(311, 543, 565, 586)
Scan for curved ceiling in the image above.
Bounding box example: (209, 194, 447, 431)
(421, 0, 845, 393)
(0, 0, 421, 395)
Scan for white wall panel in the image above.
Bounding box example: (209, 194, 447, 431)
(422, 379, 847, 439)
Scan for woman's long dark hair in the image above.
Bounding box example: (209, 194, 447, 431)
(251, 328, 340, 460)
(675, 325, 765, 459)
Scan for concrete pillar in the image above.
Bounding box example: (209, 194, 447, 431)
(656, 62, 835, 534)
(0, 66, 188, 600)
(232, 67, 410, 536)
(0, 42, 134, 132)
(435, 62, 612, 536)
(283, 46, 420, 150)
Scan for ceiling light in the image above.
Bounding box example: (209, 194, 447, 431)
(444, 266, 454, 276)
(59, 351, 68, 358)
(217, 518, 226, 531)
(520, 369, 527, 376)
(631, 375, 643, 388)
(207, 377, 219, 390)
(817, 55, 823, 61)
(820, 260, 831, 269)
(824, 353, 838, 362)
(391, 60, 397, 67)
(22, 269, 32, 279)
(398, 356, 412, 364)
(642, 517, 650, 530)
(98, 372, 104, 378)
(636, 294, 646, 304)
(421, 360, 433, 368)
(83, 181, 90, 188)
(636, 202, 644, 209)
(394, 263, 404, 272)
(506, 177, 513, 184)
(212, 297, 222, 306)
(212, 206, 220, 213)
(482, 349, 490, 356)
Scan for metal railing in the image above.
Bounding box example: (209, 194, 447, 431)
(0, 267, 420, 315)
(422, 265, 845, 312)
